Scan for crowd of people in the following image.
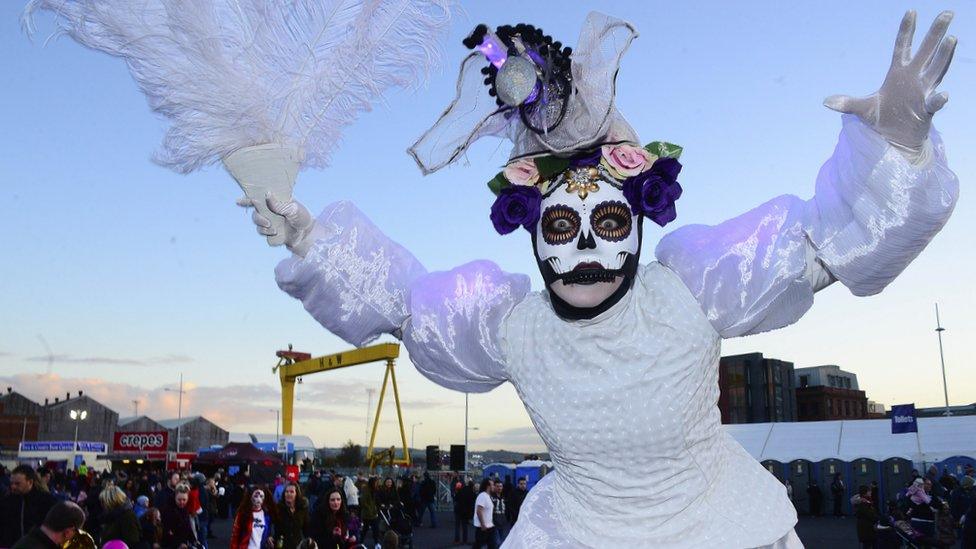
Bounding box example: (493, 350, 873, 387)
(774, 462, 976, 548)
(0, 462, 231, 549)
(0, 462, 536, 549)
(846, 464, 976, 548)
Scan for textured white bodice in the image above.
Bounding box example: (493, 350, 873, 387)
(499, 263, 796, 547)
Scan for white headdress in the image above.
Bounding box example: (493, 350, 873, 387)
(409, 12, 640, 175)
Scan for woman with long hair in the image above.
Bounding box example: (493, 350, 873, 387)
(376, 478, 399, 509)
(274, 482, 309, 549)
(311, 488, 358, 549)
(230, 487, 275, 549)
(99, 485, 141, 548)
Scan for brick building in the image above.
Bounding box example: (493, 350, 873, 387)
(718, 353, 797, 424)
(0, 388, 42, 453)
(795, 365, 869, 421)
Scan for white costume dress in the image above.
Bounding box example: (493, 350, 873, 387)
(275, 116, 957, 547)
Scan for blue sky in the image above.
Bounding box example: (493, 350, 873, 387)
(1, 1, 973, 452)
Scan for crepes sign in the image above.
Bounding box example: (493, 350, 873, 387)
(113, 431, 168, 453)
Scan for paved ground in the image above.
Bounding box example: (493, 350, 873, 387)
(209, 511, 862, 548)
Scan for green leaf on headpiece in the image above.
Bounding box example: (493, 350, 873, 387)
(488, 172, 510, 196)
(644, 141, 683, 160)
(534, 156, 570, 181)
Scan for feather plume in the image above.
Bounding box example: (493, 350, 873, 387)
(24, 0, 453, 173)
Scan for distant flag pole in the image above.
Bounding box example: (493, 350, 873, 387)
(935, 304, 951, 416)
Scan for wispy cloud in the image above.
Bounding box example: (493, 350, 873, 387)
(474, 426, 546, 451)
(24, 353, 193, 366)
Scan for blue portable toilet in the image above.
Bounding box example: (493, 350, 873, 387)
(882, 457, 914, 507)
(482, 463, 516, 482)
(936, 455, 976, 479)
(850, 458, 881, 505)
(761, 460, 787, 483)
(817, 458, 852, 515)
(515, 460, 551, 490)
(788, 459, 815, 515)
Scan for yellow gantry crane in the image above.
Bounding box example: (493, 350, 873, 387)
(273, 343, 411, 468)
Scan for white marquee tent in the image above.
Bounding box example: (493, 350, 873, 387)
(723, 416, 976, 464)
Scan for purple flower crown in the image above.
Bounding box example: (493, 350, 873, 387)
(489, 141, 683, 235)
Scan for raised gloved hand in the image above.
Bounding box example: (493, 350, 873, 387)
(824, 11, 956, 158)
(237, 194, 315, 257)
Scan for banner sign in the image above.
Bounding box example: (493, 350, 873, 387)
(891, 403, 918, 434)
(20, 441, 108, 453)
(113, 431, 169, 453)
(255, 442, 294, 454)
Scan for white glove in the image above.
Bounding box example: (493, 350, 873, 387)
(824, 10, 956, 159)
(237, 194, 315, 257)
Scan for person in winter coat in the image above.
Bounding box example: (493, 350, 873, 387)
(99, 486, 141, 549)
(134, 495, 151, 520)
(376, 478, 400, 510)
(852, 486, 878, 549)
(274, 482, 309, 549)
(397, 478, 416, 526)
(831, 473, 847, 517)
(137, 507, 163, 549)
(342, 477, 359, 514)
(0, 465, 58, 547)
(418, 473, 438, 528)
(230, 487, 275, 549)
(906, 478, 939, 537)
(160, 484, 197, 549)
(807, 482, 824, 517)
(952, 476, 976, 524)
(311, 489, 359, 549)
(961, 496, 976, 549)
(358, 478, 380, 547)
(506, 477, 528, 526)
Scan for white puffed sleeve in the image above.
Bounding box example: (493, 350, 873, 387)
(656, 115, 958, 338)
(402, 261, 531, 393)
(275, 201, 427, 347)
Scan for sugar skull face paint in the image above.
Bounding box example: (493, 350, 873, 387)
(251, 489, 265, 508)
(534, 167, 641, 313)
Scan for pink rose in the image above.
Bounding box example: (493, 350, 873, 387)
(503, 158, 540, 186)
(601, 144, 654, 179)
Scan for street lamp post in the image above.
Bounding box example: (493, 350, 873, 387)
(411, 422, 423, 450)
(270, 409, 283, 460)
(164, 373, 187, 462)
(935, 304, 951, 416)
(69, 409, 88, 470)
(464, 393, 469, 471)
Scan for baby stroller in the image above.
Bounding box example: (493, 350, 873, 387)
(378, 503, 413, 548)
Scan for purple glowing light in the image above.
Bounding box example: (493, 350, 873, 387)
(477, 34, 508, 68)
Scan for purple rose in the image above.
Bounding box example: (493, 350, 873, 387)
(490, 185, 542, 235)
(622, 157, 683, 227)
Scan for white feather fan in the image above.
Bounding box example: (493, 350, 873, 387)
(24, 0, 452, 174)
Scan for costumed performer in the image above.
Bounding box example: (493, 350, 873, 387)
(243, 10, 960, 548)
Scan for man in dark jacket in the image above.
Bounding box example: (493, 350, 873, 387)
(0, 466, 58, 547)
(453, 480, 475, 545)
(12, 501, 86, 549)
(154, 471, 182, 511)
(418, 473, 438, 528)
(507, 477, 528, 526)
